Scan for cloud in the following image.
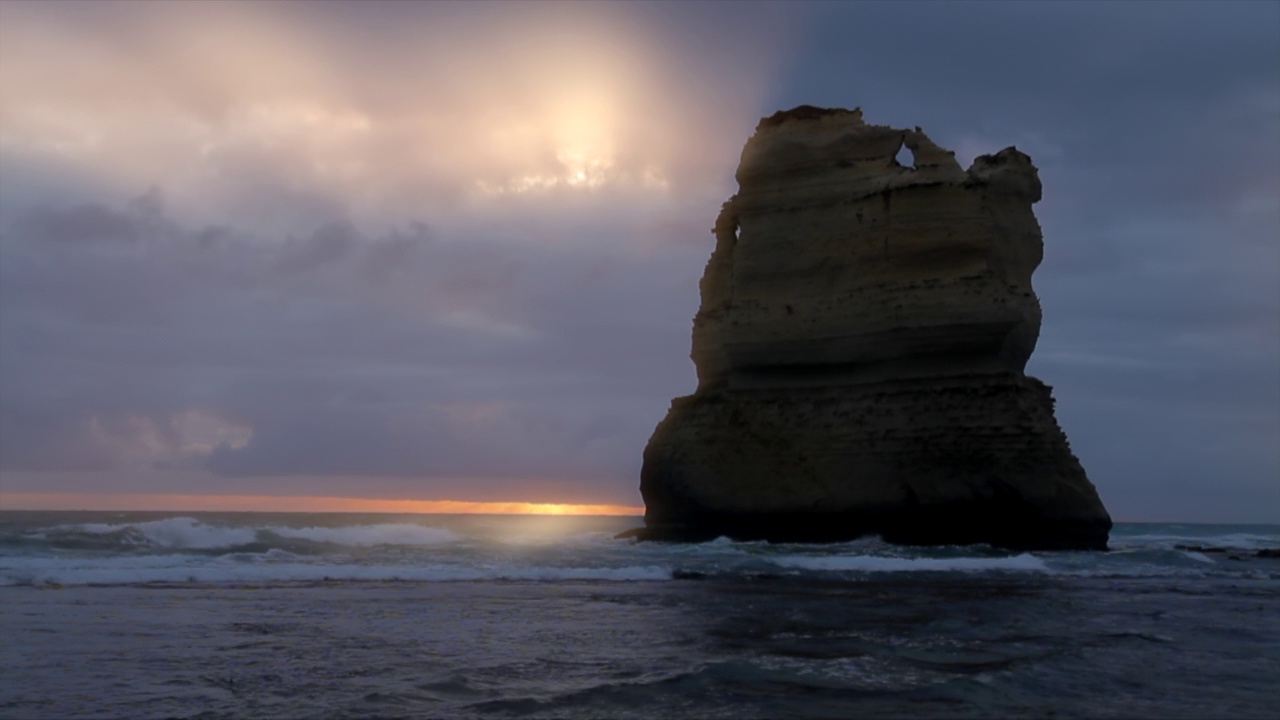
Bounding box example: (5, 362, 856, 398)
(0, 1, 799, 233)
(0, 1, 1276, 519)
(0, 189, 704, 499)
(0, 0, 804, 501)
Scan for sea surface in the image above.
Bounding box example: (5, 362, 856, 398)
(1, 511, 1277, 719)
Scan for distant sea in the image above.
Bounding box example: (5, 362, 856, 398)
(1, 511, 1277, 719)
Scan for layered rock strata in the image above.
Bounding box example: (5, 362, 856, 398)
(635, 106, 1111, 550)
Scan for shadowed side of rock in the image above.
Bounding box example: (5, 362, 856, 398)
(632, 106, 1111, 551)
(638, 375, 1108, 550)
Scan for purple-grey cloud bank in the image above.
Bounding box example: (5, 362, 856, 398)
(1, 1, 1276, 520)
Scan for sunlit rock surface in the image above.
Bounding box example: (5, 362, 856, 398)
(634, 106, 1111, 550)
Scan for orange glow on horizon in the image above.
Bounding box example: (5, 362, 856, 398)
(0, 492, 643, 516)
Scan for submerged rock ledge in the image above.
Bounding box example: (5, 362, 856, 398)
(630, 106, 1111, 551)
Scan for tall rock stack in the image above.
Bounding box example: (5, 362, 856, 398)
(637, 106, 1112, 550)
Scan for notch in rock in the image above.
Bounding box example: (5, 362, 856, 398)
(894, 136, 916, 169)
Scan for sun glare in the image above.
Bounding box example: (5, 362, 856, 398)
(467, 85, 674, 197)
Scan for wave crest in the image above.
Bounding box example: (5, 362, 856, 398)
(77, 517, 256, 549)
(267, 524, 460, 547)
(769, 553, 1049, 573)
(61, 517, 460, 550)
(0, 557, 672, 587)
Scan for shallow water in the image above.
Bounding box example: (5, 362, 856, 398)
(1, 512, 1277, 719)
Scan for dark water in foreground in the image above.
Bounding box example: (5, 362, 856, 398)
(1, 512, 1277, 719)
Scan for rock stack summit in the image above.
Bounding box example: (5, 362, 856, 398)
(635, 106, 1111, 550)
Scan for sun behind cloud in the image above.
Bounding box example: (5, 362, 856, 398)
(0, 1, 737, 227)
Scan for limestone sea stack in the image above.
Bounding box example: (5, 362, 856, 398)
(636, 106, 1112, 550)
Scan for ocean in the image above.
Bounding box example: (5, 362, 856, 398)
(1, 511, 1277, 719)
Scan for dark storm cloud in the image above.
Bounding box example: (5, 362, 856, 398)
(0, 1, 1275, 519)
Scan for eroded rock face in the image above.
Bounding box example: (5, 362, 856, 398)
(637, 106, 1111, 550)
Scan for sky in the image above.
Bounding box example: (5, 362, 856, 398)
(0, 1, 1276, 522)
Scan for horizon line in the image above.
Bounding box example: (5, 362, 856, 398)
(0, 492, 645, 517)
(0, 493, 1270, 525)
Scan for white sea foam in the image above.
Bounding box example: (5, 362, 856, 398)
(76, 517, 256, 549)
(1112, 532, 1280, 551)
(16, 517, 1272, 588)
(267, 524, 460, 546)
(769, 553, 1049, 573)
(1180, 551, 1216, 564)
(489, 531, 614, 547)
(0, 555, 673, 587)
(63, 518, 462, 549)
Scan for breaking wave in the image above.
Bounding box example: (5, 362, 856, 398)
(1111, 530, 1279, 551)
(769, 553, 1049, 573)
(3, 514, 1274, 588)
(35, 517, 461, 551)
(0, 556, 673, 587)
(267, 524, 461, 546)
(75, 517, 257, 549)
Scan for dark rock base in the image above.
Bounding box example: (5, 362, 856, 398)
(636, 373, 1112, 551)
